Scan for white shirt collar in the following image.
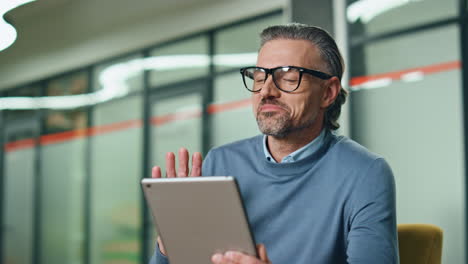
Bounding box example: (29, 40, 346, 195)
(263, 129, 326, 163)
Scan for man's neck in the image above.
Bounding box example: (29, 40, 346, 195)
(267, 124, 324, 163)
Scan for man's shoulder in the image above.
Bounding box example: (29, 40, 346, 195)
(329, 134, 395, 193)
(329, 133, 386, 166)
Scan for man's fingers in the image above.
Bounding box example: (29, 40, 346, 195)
(190, 152, 203, 177)
(157, 236, 167, 256)
(161, 149, 200, 178)
(211, 253, 223, 264)
(211, 251, 264, 264)
(257, 244, 271, 263)
(166, 152, 176, 177)
(152, 166, 162, 178)
(178, 148, 189, 177)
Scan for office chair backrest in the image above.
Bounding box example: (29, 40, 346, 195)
(398, 224, 443, 264)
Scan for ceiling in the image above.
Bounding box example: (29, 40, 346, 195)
(6, 0, 223, 28)
(0, 0, 267, 90)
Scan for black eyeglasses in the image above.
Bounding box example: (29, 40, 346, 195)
(240, 66, 333, 93)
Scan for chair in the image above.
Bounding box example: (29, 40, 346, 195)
(398, 224, 443, 264)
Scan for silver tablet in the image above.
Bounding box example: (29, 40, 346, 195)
(141, 176, 257, 264)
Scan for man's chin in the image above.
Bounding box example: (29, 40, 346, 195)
(256, 113, 291, 134)
(257, 122, 288, 139)
(259, 111, 280, 118)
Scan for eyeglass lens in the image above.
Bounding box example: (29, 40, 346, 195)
(243, 67, 301, 92)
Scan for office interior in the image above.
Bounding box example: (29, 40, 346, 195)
(0, 0, 467, 263)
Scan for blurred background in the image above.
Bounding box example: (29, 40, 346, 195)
(0, 0, 466, 263)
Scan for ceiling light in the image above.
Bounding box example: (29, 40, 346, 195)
(0, 52, 258, 110)
(347, 0, 423, 24)
(0, 0, 36, 52)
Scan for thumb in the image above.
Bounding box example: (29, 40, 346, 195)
(157, 236, 167, 256)
(256, 244, 271, 263)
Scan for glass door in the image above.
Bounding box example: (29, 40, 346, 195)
(2, 115, 39, 264)
(146, 78, 208, 258)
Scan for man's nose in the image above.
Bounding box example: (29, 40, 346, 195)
(259, 75, 281, 98)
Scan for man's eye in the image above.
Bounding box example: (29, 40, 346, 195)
(283, 78, 298, 83)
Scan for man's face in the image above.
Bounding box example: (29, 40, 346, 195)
(253, 39, 331, 138)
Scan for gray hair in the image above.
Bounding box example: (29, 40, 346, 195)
(259, 23, 348, 131)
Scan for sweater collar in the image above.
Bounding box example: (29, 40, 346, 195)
(259, 130, 335, 177)
(263, 129, 326, 163)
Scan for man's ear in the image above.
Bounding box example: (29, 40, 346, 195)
(320, 76, 341, 108)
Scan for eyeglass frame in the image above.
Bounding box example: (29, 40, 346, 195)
(239, 66, 334, 93)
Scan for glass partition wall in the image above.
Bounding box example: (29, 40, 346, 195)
(0, 11, 283, 264)
(2, 116, 38, 264)
(347, 0, 466, 262)
(3, 2, 468, 263)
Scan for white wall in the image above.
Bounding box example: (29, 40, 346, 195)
(0, 0, 286, 90)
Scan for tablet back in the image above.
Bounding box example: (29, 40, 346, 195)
(141, 176, 257, 264)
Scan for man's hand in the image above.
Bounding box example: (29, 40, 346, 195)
(152, 147, 203, 256)
(211, 244, 271, 264)
(152, 147, 203, 178)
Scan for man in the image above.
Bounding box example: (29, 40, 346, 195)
(150, 23, 399, 264)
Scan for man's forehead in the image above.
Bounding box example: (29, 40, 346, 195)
(256, 39, 323, 68)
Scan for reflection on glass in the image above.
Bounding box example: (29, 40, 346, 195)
(212, 72, 257, 146)
(215, 14, 283, 72)
(349, 18, 464, 263)
(45, 109, 87, 134)
(149, 93, 203, 251)
(5, 84, 41, 97)
(0, 51, 258, 111)
(149, 37, 209, 87)
(2, 120, 38, 264)
(91, 96, 143, 264)
(92, 95, 141, 126)
(4, 128, 35, 143)
(3, 148, 35, 264)
(94, 54, 144, 93)
(347, 0, 457, 36)
(4, 84, 41, 121)
(351, 24, 459, 78)
(44, 72, 89, 133)
(47, 71, 88, 96)
(0, 60, 139, 110)
(40, 138, 86, 264)
(151, 93, 202, 175)
(351, 70, 464, 264)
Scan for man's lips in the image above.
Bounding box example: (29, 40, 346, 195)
(259, 104, 285, 112)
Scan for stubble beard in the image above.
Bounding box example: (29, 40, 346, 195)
(256, 111, 315, 139)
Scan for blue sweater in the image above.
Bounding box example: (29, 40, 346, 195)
(151, 132, 399, 263)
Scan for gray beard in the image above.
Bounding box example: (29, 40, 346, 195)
(256, 111, 315, 139)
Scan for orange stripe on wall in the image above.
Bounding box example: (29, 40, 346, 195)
(87, 120, 142, 137)
(38, 120, 143, 146)
(207, 98, 251, 114)
(4, 138, 36, 152)
(6, 99, 247, 151)
(151, 111, 202, 126)
(40, 129, 88, 146)
(350, 60, 461, 87)
(4, 60, 462, 152)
